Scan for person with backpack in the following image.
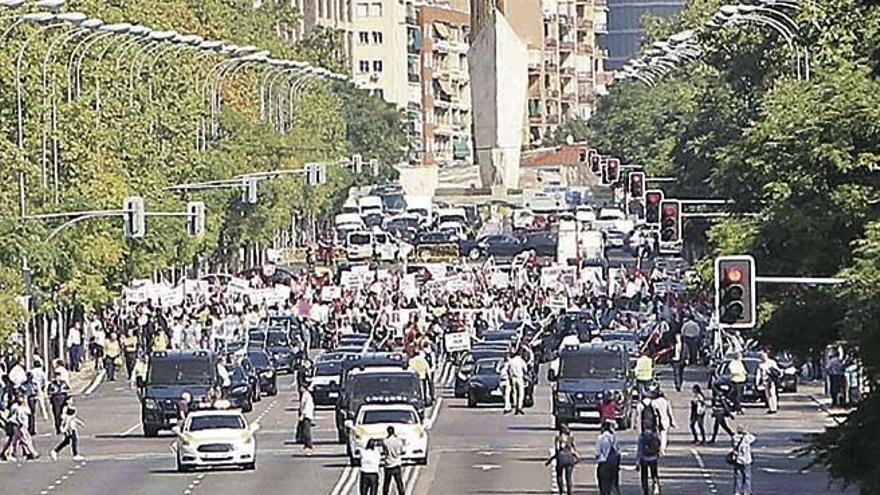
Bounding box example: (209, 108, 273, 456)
(595, 421, 621, 495)
(690, 384, 707, 444)
(636, 426, 662, 495)
(545, 424, 579, 495)
(757, 352, 782, 414)
(729, 424, 756, 495)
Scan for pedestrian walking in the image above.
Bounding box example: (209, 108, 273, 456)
(30, 359, 49, 422)
(826, 352, 845, 407)
(545, 423, 579, 495)
(104, 333, 122, 382)
(53, 359, 70, 387)
(22, 373, 38, 435)
(297, 384, 314, 455)
(0, 395, 38, 461)
(382, 426, 406, 495)
(689, 384, 707, 444)
(729, 353, 747, 414)
(669, 334, 689, 392)
(635, 351, 654, 398)
(680, 314, 702, 364)
(508, 351, 528, 415)
(500, 353, 512, 414)
(47, 376, 70, 434)
(709, 391, 735, 444)
(651, 389, 676, 455)
(122, 330, 139, 378)
(359, 438, 382, 495)
(50, 402, 84, 461)
(757, 352, 781, 414)
(729, 424, 756, 495)
(595, 421, 621, 495)
(67, 323, 83, 372)
(636, 426, 661, 495)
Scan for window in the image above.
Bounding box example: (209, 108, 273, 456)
(355, 3, 368, 16)
(372, 31, 383, 44)
(373, 60, 383, 72)
(358, 32, 369, 44)
(359, 60, 370, 73)
(369, 2, 382, 16)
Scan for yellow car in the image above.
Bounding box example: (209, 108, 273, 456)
(175, 409, 260, 472)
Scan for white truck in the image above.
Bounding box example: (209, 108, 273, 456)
(358, 196, 384, 216)
(557, 220, 605, 265)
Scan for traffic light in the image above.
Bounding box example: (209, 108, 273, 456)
(645, 190, 664, 225)
(305, 163, 317, 186)
(187, 201, 206, 237)
(628, 171, 645, 200)
(659, 200, 681, 242)
(589, 150, 601, 175)
(122, 196, 146, 238)
(714, 255, 756, 328)
(243, 178, 259, 204)
(369, 159, 379, 177)
(352, 154, 363, 174)
(318, 164, 327, 185)
(602, 158, 620, 185)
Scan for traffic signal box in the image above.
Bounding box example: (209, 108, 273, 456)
(659, 200, 681, 242)
(628, 171, 645, 200)
(645, 190, 664, 226)
(714, 255, 757, 329)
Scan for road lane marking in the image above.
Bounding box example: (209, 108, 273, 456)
(83, 370, 106, 395)
(340, 466, 358, 495)
(329, 466, 354, 495)
(405, 466, 421, 494)
(691, 448, 718, 494)
(427, 397, 443, 429)
(119, 423, 141, 437)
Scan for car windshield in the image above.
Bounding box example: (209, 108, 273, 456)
(267, 332, 289, 347)
(148, 359, 214, 385)
(248, 330, 266, 342)
(316, 362, 342, 376)
(475, 359, 502, 374)
(360, 409, 418, 425)
(560, 353, 625, 379)
(484, 332, 515, 342)
(352, 376, 418, 401)
(188, 415, 245, 432)
(382, 194, 406, 210)
(248, 352, 271, 368)
(350, 234, 371, 245)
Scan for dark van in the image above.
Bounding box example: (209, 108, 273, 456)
(138, 350, 218, 437)
(549, 343, 634, 430)
(335, 368, 424, 443)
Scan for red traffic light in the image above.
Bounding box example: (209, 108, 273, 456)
(726, 267, 743, 283)
(647, 193, 661, 204)
(632, 175, 642, 182)
(663, 205, 677, 216)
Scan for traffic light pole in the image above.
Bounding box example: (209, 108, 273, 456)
(25, 207, 196, 242)
(755, 276, 846, 285)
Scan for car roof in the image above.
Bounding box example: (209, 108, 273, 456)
(349, 367, 415, 377)
(187, 409, 245, 418)
(358, 403, 418, 413)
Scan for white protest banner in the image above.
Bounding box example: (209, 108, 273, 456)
(444, 331, 471, 353)
(401, 274, 418, 300)
(541, 266, 577, 289)
(546, 293, 568, 310)
(490, 270, 510, 289)
(321, 286, 342, 301)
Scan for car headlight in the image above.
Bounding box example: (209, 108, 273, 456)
(556, 392, 570, 403)
(243, 434, 254, 445)
(144, 398, 159, 410)
(179, 434, 194, 447)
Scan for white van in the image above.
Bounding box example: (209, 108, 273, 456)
(436, 207, 467, 227)
(358, 196, 383, 216)
(405, 196, 433, 226)
(346, 231, 374, 261)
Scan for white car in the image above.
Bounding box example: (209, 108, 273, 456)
(175, 409, 259, 472)
(345, 404, 431, 467)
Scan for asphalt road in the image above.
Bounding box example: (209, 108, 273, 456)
(0, 361, 853, 495)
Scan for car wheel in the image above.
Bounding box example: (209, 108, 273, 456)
(144, 425, 159, 438)
(467, 390, 478, 408)
(268, 384, 278, 397)
(243, 400, 253, 413)
(243, 461, 256, 471)
(468, 248, 481, 261)
(176, 455, 190, 473)
(417, 456, 428, 466)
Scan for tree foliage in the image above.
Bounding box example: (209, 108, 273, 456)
(0, 1, 405, 343)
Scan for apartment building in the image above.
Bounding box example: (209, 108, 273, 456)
(410, 5, 473, 167)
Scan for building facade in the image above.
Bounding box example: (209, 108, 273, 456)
(600, 0, 686, 70)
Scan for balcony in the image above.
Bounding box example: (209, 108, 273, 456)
(544, 61, 558, 71)
(560, 65, 576, 76)
(544, 37, 558, 48)
(577, 18, 593, 30)
(594, 0, 607, 6)
(546, 114, 560, 124)
(547, 89, 560, 98)
(434, 40, 468, 53)
(529, 115, 544, 124)
(562, 92, 577, 102)
(559, 40, 575, 52)
(577, 43, 593, 55)
(528, 61, 541, 73)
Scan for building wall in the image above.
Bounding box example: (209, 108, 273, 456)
(600, 0, 685, 69)
(348, 0, 409, 107)
(418, 6, 473, 167)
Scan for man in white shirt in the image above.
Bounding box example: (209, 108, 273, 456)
(757, 352, 782, 414)
(8, 357, 27, 389)
(507, 352, 529, 415)
(651, 390, 677, 455)
(67, 323, 83, 372)
(298, 384, 315, 454)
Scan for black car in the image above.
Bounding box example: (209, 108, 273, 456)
(311, 358, 345, 406)
(555, 311, 599, 345)
(247, 349, 278, 396)
(775, 353, 799, 393)
(520, 232, 558, 257)
(715, 358, 765, 404)
(466, 357, 535, 408)
(454, 347, 508, 397)
(224, 364, 255, 413)
(138, 350, 218, 437)
(481, 330, 519, 346)
(247, 328, 267, 349)
(462, 234, 525, 260)
(335, 368, 423, 443)
(266, 329, 297, 374)
(550, 343, 634, 430)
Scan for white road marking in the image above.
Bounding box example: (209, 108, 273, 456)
(691, 448, 718, 494)
(427, 397, 443, 429)
(472, 464, 500, 471)
(119, 423, 141, 437)
(329, 466, 354, 495)
(83, 370, 106, 395)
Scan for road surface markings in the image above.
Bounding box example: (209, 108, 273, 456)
(119, 422, 141, 437)
(691, 448, 719, 494)
(329, 466, 354, 495)
(427, 397, 443, 429)
(472, 464, 500, 471)
(83, 370, 106, 395)
(40, 458, 86, 495)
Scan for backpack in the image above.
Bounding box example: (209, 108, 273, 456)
(641, 403, 659, 431)
(642, 431, 661, 457)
